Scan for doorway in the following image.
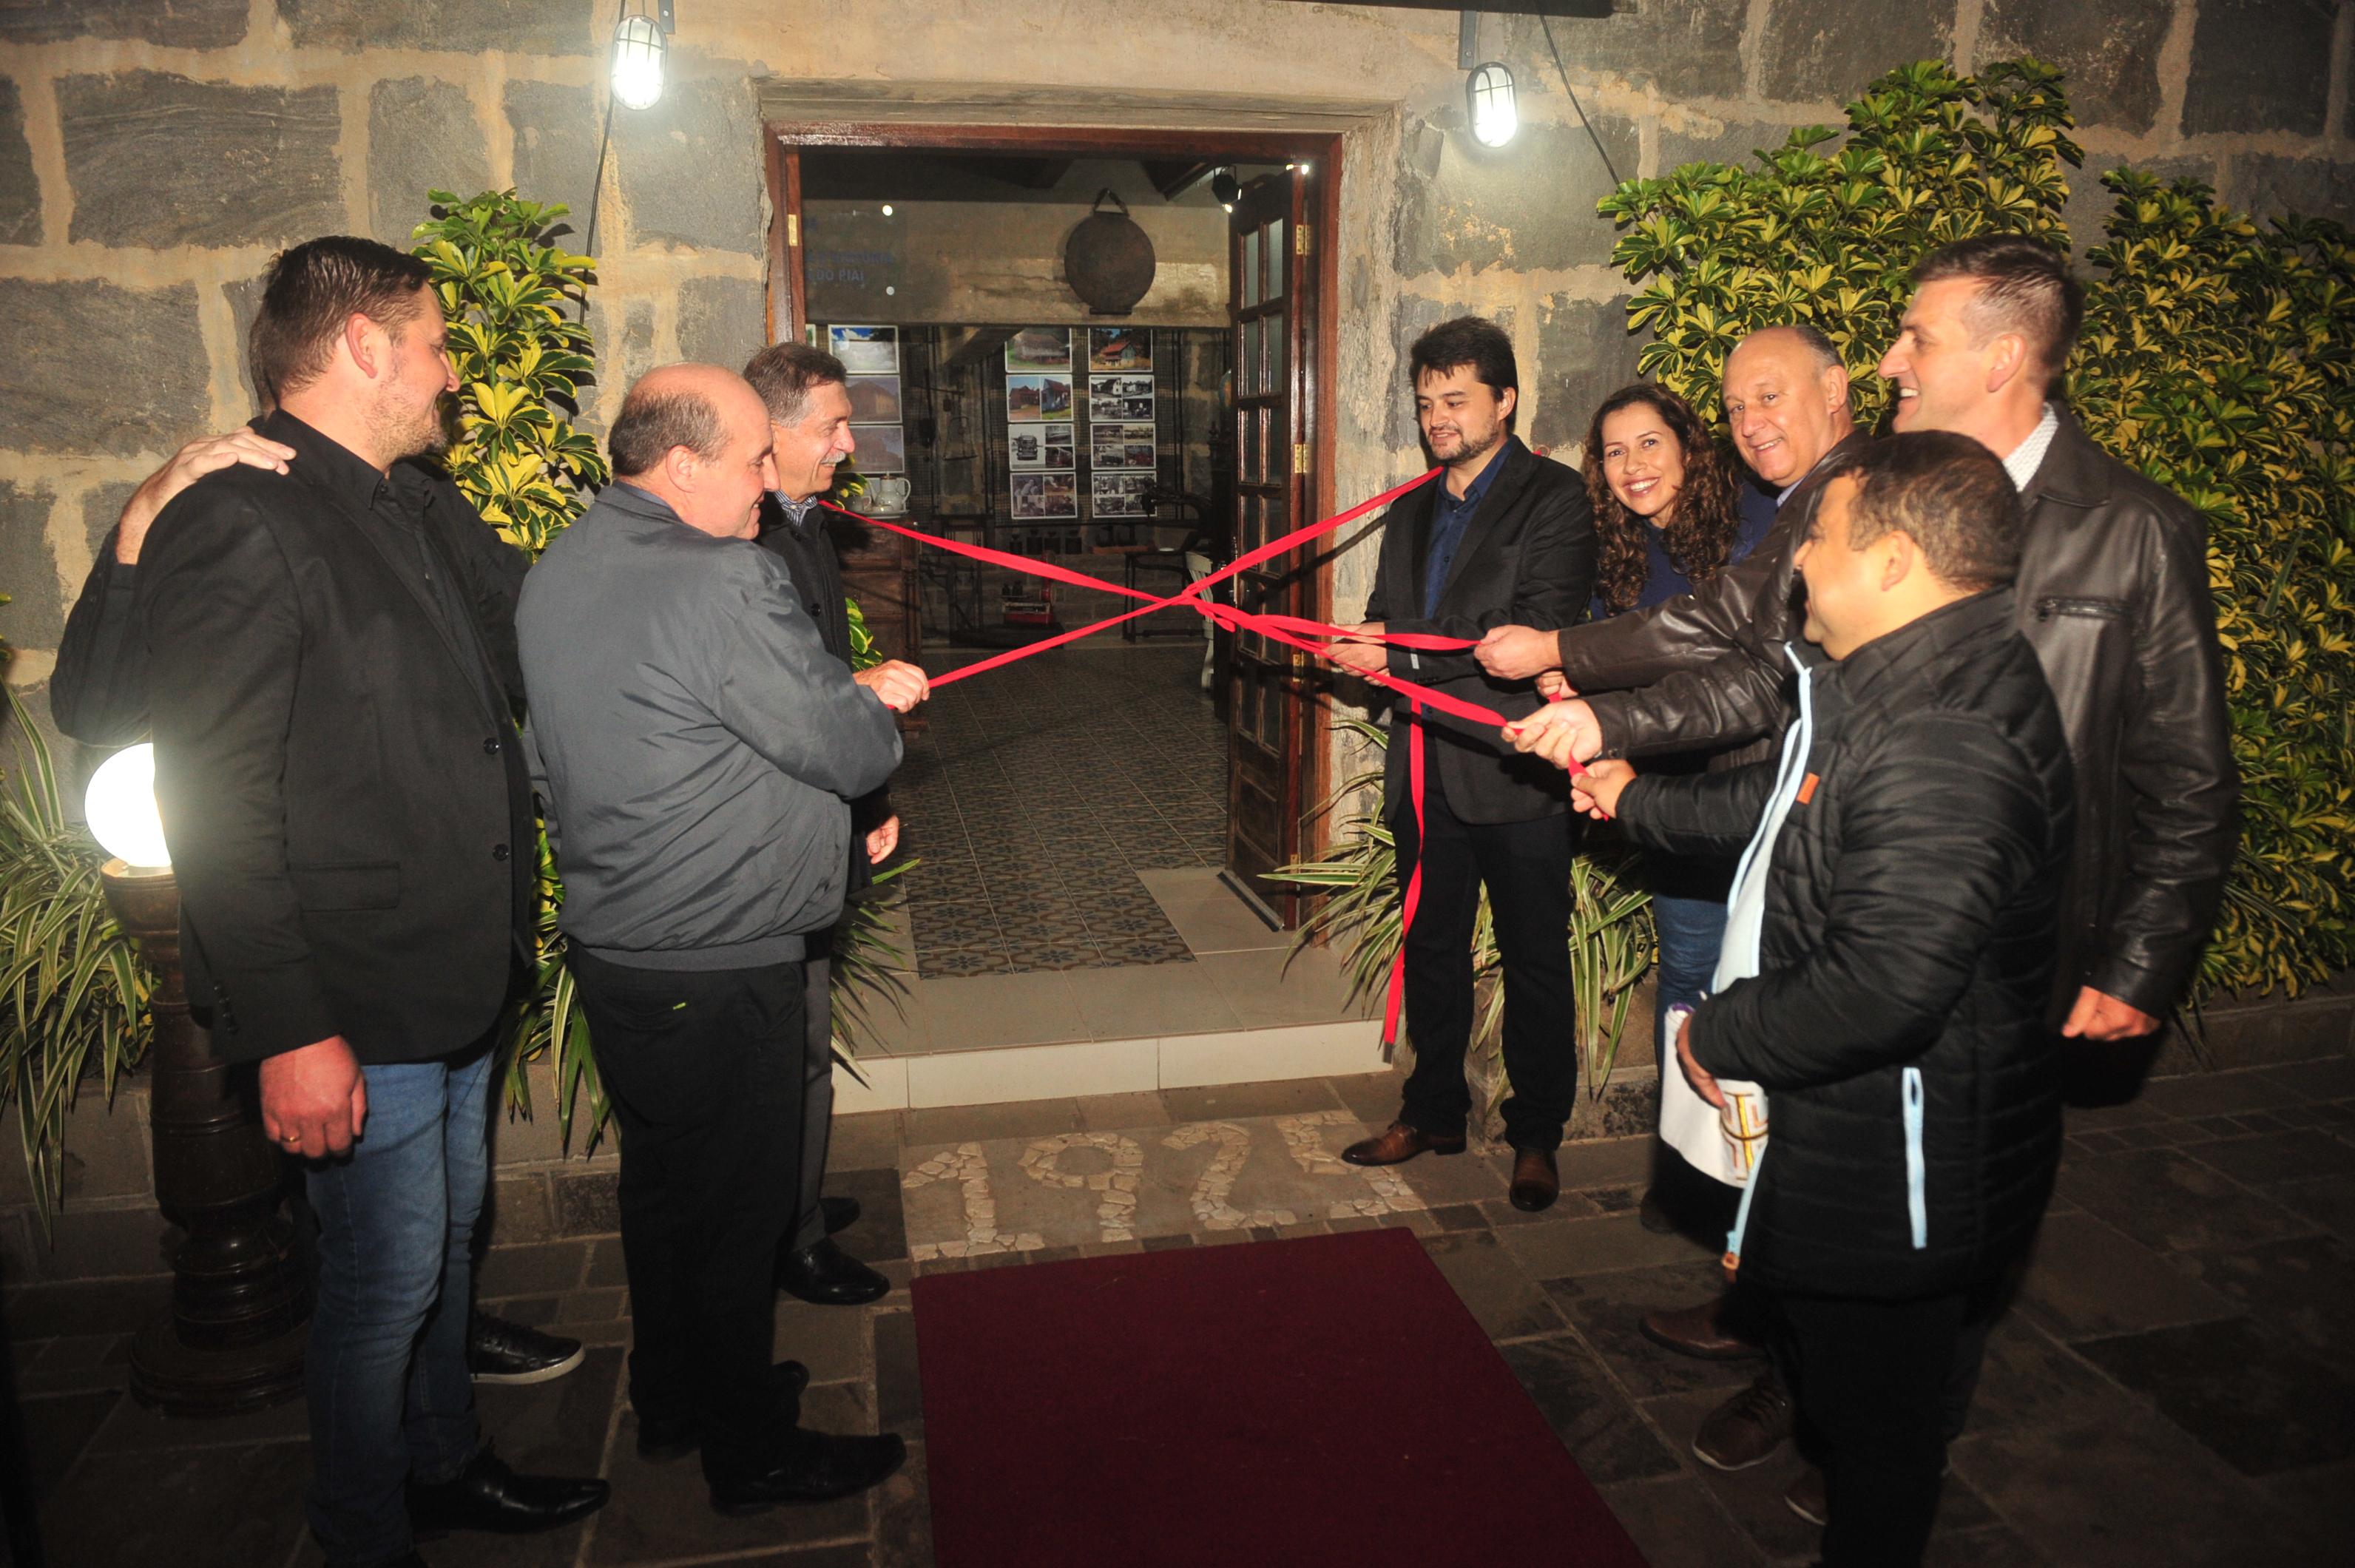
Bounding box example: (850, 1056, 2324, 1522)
(763, 124, 1345, 939)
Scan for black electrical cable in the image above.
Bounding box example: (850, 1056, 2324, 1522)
(575, 4, 623, 322)
(1540, 15, 1624, 189)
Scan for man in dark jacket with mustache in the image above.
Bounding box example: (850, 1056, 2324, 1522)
(1557, 433, 2075, 1564)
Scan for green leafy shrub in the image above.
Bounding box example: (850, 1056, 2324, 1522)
(1601, 58, 2354, 997)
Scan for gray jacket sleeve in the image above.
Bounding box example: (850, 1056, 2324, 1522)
(710, 551, 903, 800)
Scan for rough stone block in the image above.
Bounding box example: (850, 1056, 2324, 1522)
(0, 480, 63, 651)
(613, 70, 763, 255)
(1385, 295, 1519, 453)
(0, 77, 40, 246)
(552, 1166, 620, 1234)
(279, 0, 592, 54)
(368, 77, 489, 247)
(504, 78, 601, 240)
(2183, 0, 2336, 137)
(2232, 155, 2355, 230)
(676, 275, 767, 368)
(55, 1085, 147, 1202)
(1495, 0, 1748, 101)
(1979, 0, 2172, 135)
(1393, 112, 1637, 280)
(60, 71, 343, 249)
(29, 1203, 173, 1281)
(4, 278, 210, 456)
(2064, 157, 2220, 256)
(1, 0, 247, 47)
(588, 295, 657, 413)
(484, 1174, 553, 1247)
(81, 481, 141, 566)
(1529, 293, 1642, 456)
(1760, 0, 1952, 106)
(223, 271, 268, 413)
(1658, 117, 1810, 177)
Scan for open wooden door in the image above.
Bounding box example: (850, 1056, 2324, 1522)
(763, 137, 808, 342)
(1224, 166, 1316, 922)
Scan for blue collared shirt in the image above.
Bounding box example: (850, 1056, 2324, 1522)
(1422, 448, 1507, 615)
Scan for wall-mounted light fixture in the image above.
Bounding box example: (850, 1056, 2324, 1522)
(1210, 168, 1242, 212)
(1467, 61, 1518, 148)
(611, 0, 675, 111)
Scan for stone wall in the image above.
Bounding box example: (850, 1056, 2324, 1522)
(4, 1, 2352, 731)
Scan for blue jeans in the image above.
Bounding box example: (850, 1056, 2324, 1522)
(303, 1047, 490, 1567)
(1651, 891, 1728, 1055)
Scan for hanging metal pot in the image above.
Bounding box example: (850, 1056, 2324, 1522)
(1064, 189, 1156, 316)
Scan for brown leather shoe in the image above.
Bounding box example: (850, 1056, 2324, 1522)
(1692, 1370, 1793, 1471)
(1508, 1146, 1559, 1212)
(1640, 1293, 1766, 1362)
(1339, 1121, 1467, 1166)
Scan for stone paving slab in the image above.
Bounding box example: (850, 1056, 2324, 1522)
(13, 1062, 2355, 1567)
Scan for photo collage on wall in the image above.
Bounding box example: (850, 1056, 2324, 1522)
(1003, 326, 1157, 545)
(828, 325, 907, 514)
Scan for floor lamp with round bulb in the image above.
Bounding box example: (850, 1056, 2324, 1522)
(85, 745, 308, 1416)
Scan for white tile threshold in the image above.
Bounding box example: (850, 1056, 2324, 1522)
(833, 1017, 1389, 1113)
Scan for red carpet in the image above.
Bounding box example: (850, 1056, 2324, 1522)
(911, 1226, 1649, 1565)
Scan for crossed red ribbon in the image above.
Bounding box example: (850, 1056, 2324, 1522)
(820, 471, 1583, 1050)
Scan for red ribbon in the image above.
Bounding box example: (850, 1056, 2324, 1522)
(822, 473, 1587, 1051)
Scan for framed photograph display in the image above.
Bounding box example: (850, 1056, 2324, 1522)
(1012, 470, 1078, 520)
(1007, 373, 1075, 422)
(1089, 327, 1152, 372)
(1091, 473, 1154, 518)
(845, 374, 902, 423)
(827, 324, 899, 375)
(1004, 326, 1073, 373)
(1091, 421, 1158, 470)
(1007, 423, 1074, 471)
(852, 423, 906, 474)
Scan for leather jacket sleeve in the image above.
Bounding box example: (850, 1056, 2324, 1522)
(50, 535, 150, 746)
(1584, 646, 1791, 760)
(1687, 712, 2059, 1089)
(2092, 502, 2239, 1014)
(1555, 506, 1802, 693)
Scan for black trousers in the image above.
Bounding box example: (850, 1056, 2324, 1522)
(569, 950, 805, 1482)
(1394, 757, 1578, 1150)
(1770, 1287, 1976, 1567)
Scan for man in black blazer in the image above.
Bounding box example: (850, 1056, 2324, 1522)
(99, 237, 606, 1567)
(1327, 317, 1595, 1210)
(743, 342, 928, 1308)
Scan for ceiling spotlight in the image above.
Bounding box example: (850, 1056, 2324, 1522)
(1210, 168, 1242, 212)
(611, 0, 675, 112)
(1467, 61, 1518, 148)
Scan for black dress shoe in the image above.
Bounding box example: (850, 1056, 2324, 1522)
(709, 1428, 908, 1515)
(779, 1237, 889, 1305)
(1509, 1146, 1560, 1212)
(467, 1310, 585, 1385)
(822, 1194, 860, 1236)
(637, 1362, 812, 1463)
(1339, 1121, 1467, 1166)
(408, 1444, 609, 1537)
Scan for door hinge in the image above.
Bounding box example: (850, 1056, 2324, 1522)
(1294, 223, 1313, 257)
(786, 213, 800, 247)
(1292, 442, 1311, 472)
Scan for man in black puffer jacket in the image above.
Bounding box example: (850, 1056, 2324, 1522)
(1539, 433, 2074, 1564)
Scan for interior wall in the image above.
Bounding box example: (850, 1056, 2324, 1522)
(805, 158, 1229, 325)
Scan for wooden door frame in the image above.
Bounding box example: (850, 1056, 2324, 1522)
(762, 119, 1348, 877)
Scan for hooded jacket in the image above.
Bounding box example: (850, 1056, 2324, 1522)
(1618, 589, 2075, 1300)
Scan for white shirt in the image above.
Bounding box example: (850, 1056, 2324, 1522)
(2003, 405, 2061, 492)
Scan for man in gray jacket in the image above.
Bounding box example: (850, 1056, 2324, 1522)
(518, 363, 908, 1514)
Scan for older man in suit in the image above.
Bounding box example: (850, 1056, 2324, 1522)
(1326, 316, 1595, 1211)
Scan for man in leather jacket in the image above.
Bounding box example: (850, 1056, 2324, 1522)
(1499, 234, 2240, 1506)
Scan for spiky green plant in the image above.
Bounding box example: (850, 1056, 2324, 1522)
(1271, 718, 1654, 1133)
(0, 684, 149, 1233)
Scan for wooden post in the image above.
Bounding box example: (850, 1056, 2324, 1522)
(104, 862, 309, 1417)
